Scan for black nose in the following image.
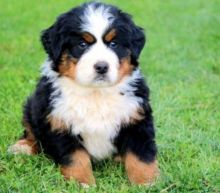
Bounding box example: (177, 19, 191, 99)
(94, 62, 109, 74)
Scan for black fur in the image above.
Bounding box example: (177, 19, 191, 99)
(41, 2, 145, 71)
(23, 77, 83, 164)
(115, 78, 157, 163)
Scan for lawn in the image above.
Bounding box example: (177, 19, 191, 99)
(0, 0, 220, 192)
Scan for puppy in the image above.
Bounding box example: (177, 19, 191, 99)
(9, 2, 159, 186)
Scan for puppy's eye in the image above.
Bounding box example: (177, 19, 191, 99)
(78, 41, 88, 50)
(109, 41, 118, 49)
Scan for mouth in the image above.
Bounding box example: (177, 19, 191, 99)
(92, 75, 111, 86)
(95, 75, 109, 81)
(95, 74, 108, 81)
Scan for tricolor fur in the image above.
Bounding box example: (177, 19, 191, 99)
(9, 2, 159, 185)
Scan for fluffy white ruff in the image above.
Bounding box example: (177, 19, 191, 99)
(42, 61, 143, 160)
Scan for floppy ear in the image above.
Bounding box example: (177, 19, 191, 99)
(130, 25, 146, 59)
(41, 25, 63, 69)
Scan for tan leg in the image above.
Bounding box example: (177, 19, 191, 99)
(8, 119, 38, 155)
(60, 149, 95, 185)
(125, 152, 159, 185)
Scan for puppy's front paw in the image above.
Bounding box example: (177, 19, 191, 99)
(125, 152, 159, 185)
(60, 150, 95, 185)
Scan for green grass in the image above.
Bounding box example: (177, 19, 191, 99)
(0, 0, 220, 192)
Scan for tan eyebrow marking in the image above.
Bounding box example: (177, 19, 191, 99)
(104, 29, 116, 42)
(82, 33, 95, 43)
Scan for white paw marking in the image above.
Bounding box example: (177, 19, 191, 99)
(8, 142, 33, 155)
(80, 183, 90, 188)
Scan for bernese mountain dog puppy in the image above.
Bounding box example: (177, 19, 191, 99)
(9, 2, 159, 186)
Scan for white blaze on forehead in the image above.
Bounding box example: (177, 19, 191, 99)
(81, 4, 114, 38)
(75, 4, 118, 87)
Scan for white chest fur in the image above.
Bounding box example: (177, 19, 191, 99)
(49, 72, 142, 160)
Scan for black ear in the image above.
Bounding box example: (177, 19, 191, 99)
(41, 25, 63, 69)
(130, 25, 146, 59)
